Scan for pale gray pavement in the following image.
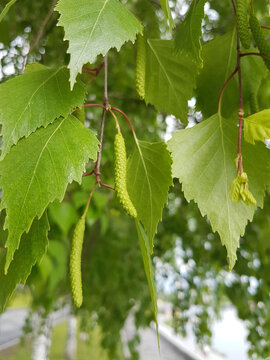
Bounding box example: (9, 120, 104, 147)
(137, 327, 193, 360)
(122, 316, 193, 360)
(1, 308, 192, 359)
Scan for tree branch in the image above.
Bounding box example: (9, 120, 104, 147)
(94, 55, 108, 183)
(240, 52, 270, 61)
(218, 67, 238, 113)
(21, 0, 57, 72)
(235, 6, 244, 175)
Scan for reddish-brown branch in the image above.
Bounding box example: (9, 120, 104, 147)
(82, 62, 104, 77)
(236, 14, 244, 174)
(83, 103, 107, 111)
(100, 182, 115, 190)
(82, 69, 96, 75)
(83, 61, 104, 74)
(218, 67, 238, 112)
(240, 52, 270, 61)
(110, 107, 136, 134)
(82, 56, 114, 191)
(231, 0, 236, 15)
(82, 170, 95, 177)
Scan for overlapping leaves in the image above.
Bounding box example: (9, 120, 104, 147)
(196, 30, 266, 118)
(136, 38, 198, 124)
(0, 115, 99, 271)
(0, 64, 86, 156)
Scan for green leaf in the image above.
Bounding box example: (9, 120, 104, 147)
(127, 140, 172, 251)
(0, 115, 99, 271)
(0, 0, 17, 23)
(244, 109, 270, 144)
(142, 39, 198, 124)
(175, 0, 206, 64)
(196, 30, 266, 118)
(49, 202, 78, 235)
(0, 212, 49, 312)
(168, 113, 270, 270)
(0, 64, 86, 156)
(135, 219, 159, 345)
(160, 0, 175, 32)
(38, 241, 68, 293)
(56, 0, 143, 88)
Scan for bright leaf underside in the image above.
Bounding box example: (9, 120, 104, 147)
(0, 115, 99, 271)
(168, 114, 270, 270)
(56, 0, 143, 88)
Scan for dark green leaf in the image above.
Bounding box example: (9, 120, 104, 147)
(0, 212, 49, 312)
(0, 115, 99, 270)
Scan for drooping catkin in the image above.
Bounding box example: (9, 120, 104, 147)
(136, 35, 146, 99)
(250, 13, 270, 70)
(70, 214, 86, 308)
(236, 0, 251, 49)
(114, 132, 137, 218)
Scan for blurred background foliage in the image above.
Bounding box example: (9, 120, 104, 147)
(1, 0, 270, 359)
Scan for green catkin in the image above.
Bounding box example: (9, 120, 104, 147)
(249, 93, 259, 114)
(136, 35, 146, 99)
(236, 0, 251, 49)
(70, 214, 86, 308)
(114, 132, 137, 218)
(250, 13, 270, 70)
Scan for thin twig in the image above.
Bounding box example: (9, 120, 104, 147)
(218, 67, 238, 113)
(83, 61, 104, 76)
(110, 107, 136, 134)
(83, 181, 98, 217)
(21, 0, 57, 72)
(100, 182, 115, 190)
(261, 25, 270, 30)
(83, 103, 107, 111)
(240, 52, 270, 61)
(94, 55, 108, 183)
(82, 103, 119, 130)
(82, 170, 95, 177)
(236, 15, 244, 174)
(231, 0, 236, 15)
